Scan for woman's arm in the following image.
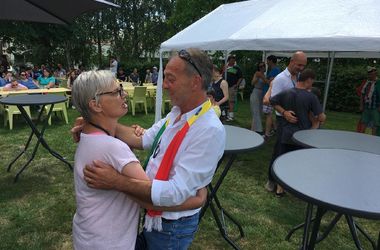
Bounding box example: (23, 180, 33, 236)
(251, 72, 259, 86)
(216, 80, 229, 106)
(263, 81, 273, 105)
(115, 123, 144, 149)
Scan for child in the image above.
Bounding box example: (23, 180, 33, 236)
(207, 88, 221, 118)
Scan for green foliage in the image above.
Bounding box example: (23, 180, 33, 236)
(325, 63, 367, 112)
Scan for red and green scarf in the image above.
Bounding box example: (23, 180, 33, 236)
(144, 100, 212, 231)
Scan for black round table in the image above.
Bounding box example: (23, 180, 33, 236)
(224, 124, 264, 153)
(293, 129, 380, 155)
(200, 125, 264, 250)
(0, 94, 72, 181)
(273, 148, 380, 249)
(0, 94, 66, 106)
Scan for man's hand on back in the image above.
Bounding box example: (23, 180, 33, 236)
(83, 160, 119, 189)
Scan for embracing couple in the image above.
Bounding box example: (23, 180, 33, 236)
(70, 48, 226, 250)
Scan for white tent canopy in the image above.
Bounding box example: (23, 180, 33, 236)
(155, 0, 380, 120)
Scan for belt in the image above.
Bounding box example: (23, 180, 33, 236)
(161, 213, 198, 223)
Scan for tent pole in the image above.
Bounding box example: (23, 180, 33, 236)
(322, 52, 335, 111)
(262, 51, 267, 71)
(325, 52, 331, 84)
(224, 50, 228, 79)
(155, 50, 164, 122)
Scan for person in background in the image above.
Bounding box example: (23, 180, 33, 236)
(265, 51, 307, 194)
(270, 69, 326, 196)
(18, 70, 39, 89)
(67, 69, 79, 89)
(263, 55, 281, 139)
(117, 67, 127, 82)
(32, 65, 41, 80)
(207, 88, 221, 118)
(57, 63, 66, 78)
(357, 66, 380, 135)
(129, 68, 140, 86)
(109, 56, 118, 77)
(250, 62, 266, 134)
(38, 68, 55, 89)
(145, 69, 152, 83)
(151, 66, 158, 85)
(4, 71, 13, 83)
(224, 54, 243, 121)
(25, 67, 34, 79)
(0, 55, 9, 75)
(73, 48, 225, 250)
(0, 74, 6, 87)
(210, 65, 229, 120)
(3, 77, 28, 91)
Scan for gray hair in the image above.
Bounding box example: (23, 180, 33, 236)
(72, 70, 116, 121)
(172, 48, 213, 91)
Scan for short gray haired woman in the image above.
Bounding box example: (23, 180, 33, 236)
(71, 70, 149, 250)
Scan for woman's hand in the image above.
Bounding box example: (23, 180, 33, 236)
(71, 117, 85, 142)
(131, 124, 145, 137)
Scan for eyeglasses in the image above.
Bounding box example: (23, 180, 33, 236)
(259, 65, 265, 68)
(20, 73, 26, 76)
(178, 49, 202, 77)
(95, 84, 125, 98)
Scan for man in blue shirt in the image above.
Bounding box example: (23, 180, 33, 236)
(18, 71, 39, 89)
(0, 76, 6, 87)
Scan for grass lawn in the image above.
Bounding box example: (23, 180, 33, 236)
(0, 99, 378, 250)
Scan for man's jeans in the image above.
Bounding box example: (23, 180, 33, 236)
(143, 212, 199, 250)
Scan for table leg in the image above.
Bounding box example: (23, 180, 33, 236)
(209, 200, 241, 250)
(308, 206, 326, 249)
(316, 213, 342, 243)
(12, 104, 72, 182)
(354, 221, 377, 250)
(300, 203, 313, 250)
(211, 184, 244, 238)
(6, 105, 45, 172)
(345, 215, 364, 250)
(199, 154, 244, 249)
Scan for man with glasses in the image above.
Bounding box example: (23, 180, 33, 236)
(18, 71, 39, 89)
(73, 48, 225, 249)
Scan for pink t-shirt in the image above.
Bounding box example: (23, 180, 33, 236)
(73, 133, 140, 250)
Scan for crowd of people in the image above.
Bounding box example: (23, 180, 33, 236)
(109, 56, 159, 85)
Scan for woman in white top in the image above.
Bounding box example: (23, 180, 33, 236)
(71, 70, 205, 250)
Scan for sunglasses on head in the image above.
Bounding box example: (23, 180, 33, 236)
(178, 49, 202, 77)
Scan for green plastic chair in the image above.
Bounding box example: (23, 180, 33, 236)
(44, 92, 69, 125)
(129, 86, 148, 116)
(161, 89, 171, 114)
(3, 104, 32, 130)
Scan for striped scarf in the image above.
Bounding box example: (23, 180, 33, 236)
(144, 100, 212, 232)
